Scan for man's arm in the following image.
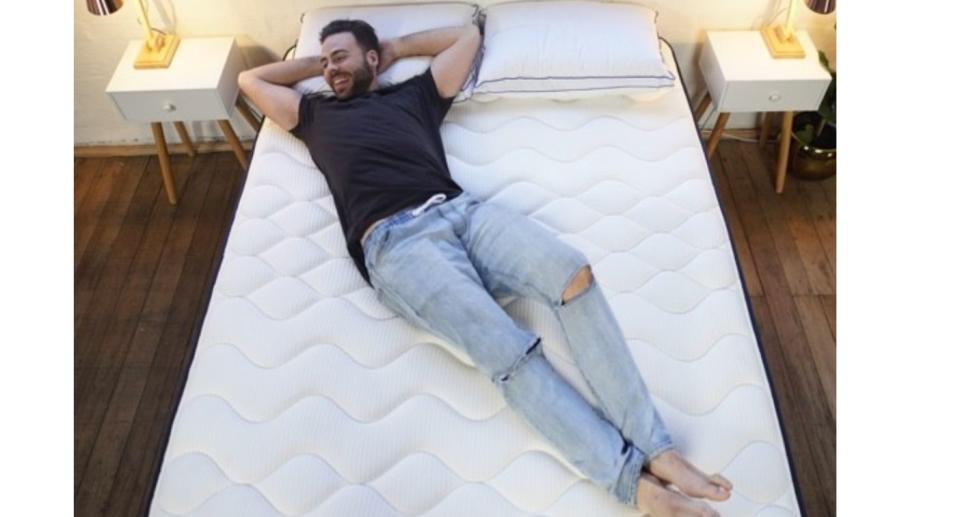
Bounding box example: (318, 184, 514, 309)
(238, 57, 325, 131)
(381, 25, 481, 99)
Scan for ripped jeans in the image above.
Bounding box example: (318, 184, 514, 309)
(362, 191, 674, 507)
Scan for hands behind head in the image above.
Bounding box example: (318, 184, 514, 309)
(377, 40, 397, 74)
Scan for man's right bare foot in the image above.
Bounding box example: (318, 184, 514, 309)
(636, 472, 719, 517)
(647, 449, 732, 502)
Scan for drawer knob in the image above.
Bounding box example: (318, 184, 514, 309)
(162, 103, 177, 112)
(768, 92, 782, 102)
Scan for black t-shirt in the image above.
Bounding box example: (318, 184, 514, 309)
(290, 69, 464, 284)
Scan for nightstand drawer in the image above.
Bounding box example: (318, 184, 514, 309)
(719, 79, 828, 112)
(109, 88, 234, 123)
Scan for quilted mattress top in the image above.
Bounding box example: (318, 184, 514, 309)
(148, 43, 801, 516)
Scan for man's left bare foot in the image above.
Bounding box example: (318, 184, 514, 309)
(647, 449, 733, 502)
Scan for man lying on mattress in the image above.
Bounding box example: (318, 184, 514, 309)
(238, 19, 732, 517)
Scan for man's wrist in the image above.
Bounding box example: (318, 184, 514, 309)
(302, 55, 326, 73)
(389, 26, 473, 60)
(245, 56, 326, 87)
(292, 56, 327, 84)
(382, 38, 406, 60)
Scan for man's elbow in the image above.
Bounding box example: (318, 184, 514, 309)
(463, 25, 481, 57)
(464, 23, 481, 42)
(237, 70, 257, 95)
(237, 71, 250, 93)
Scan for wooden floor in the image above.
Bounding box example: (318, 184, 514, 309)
(74, 142, 835, 516)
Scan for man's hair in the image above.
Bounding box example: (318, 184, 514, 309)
(320, 19, 380, 59)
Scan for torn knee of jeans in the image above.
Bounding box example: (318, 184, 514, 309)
(495, 338, 542, 383)
(560, 265, 594, 306)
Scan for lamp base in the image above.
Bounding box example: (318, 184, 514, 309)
(134, 34, 180, 69)
(761, 25, 805, 59)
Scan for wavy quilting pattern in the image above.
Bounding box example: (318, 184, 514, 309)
(159, 388, 782, 515)
(156, 449, 586, 516)
(185, 342, 502, 422)
(448, 149, 704, 200)
(442, 118, 695, 162)
(165, 395, 551, 486)
(185, 329, 765, 430)
(444, 113, 687, 135)
(149, 41, 800, 516)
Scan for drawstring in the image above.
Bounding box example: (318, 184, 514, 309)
(410, 193, 447, 216)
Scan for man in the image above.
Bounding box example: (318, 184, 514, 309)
(238, 19, 732, 516)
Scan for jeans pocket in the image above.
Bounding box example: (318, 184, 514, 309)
(368, 266, 400, 309)
(363, 226, 392, 274)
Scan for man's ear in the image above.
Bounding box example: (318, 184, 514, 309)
(366, 49, 379, 69)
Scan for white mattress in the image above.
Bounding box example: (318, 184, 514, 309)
(148, 42, 802, 517)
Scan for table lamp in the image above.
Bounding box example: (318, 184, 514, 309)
(762, 0, 836, 59)
(86, 0, 180, 69)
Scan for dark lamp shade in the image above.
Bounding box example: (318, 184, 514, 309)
(86, 0, 124, 16)
(805, 0, 836, 15)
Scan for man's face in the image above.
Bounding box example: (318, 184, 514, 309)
(320, 32, 378, 100)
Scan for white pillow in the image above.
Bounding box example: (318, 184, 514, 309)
(473, 1, 675, 100)
(294, 3, 480, 102)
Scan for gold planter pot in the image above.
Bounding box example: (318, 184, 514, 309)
(789, 131, 836, 181)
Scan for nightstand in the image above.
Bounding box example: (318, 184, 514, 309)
(696, 30, 831, 193)
(106, 37, 258, 204)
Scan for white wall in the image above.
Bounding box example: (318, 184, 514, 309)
(74, 0, 835, 146)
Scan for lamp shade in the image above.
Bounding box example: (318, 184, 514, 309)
(805, 0, 836, 15)
(86, 0, 124, 16)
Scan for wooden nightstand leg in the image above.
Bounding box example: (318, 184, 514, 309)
(759, 112, 772, 147)
(693, 93, 712, 124)
(150, 122, 178, 205)
(706, 112, 730, 158)
(235, 97, 262, 132)
(775, 111, 794, 193)
(217, 119, 249, 170)
(173, 121, 196, 157)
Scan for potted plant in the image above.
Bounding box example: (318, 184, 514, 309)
(789, 50, 836, 180)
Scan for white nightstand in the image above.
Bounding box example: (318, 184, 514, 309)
(106, 37, 259, 204)
(696, 30, 831, 193)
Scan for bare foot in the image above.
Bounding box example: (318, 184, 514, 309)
(636, 472, 720, 517)
(647, 450, 732, 502)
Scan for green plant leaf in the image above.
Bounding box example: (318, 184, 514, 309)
(796, 123, 815, 145)
(817, 50, 836, 124)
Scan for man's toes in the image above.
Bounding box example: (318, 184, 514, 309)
(690, 475, 729, 501)
(688, 499, 720, 517)
(711, 484, 730, 501)
(708, 482, 730, 501)
(710, 473, 733, 491)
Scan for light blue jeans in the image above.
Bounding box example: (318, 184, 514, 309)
(362, 191, 674, 507)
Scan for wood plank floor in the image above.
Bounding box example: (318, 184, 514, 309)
(74, 142, 836, 516)
(75, 151, 245, 516)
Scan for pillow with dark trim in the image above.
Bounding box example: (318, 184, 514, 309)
(473, 1, 675, 100)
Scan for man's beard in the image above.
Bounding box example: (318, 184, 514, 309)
(336, 63, 374, 99)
